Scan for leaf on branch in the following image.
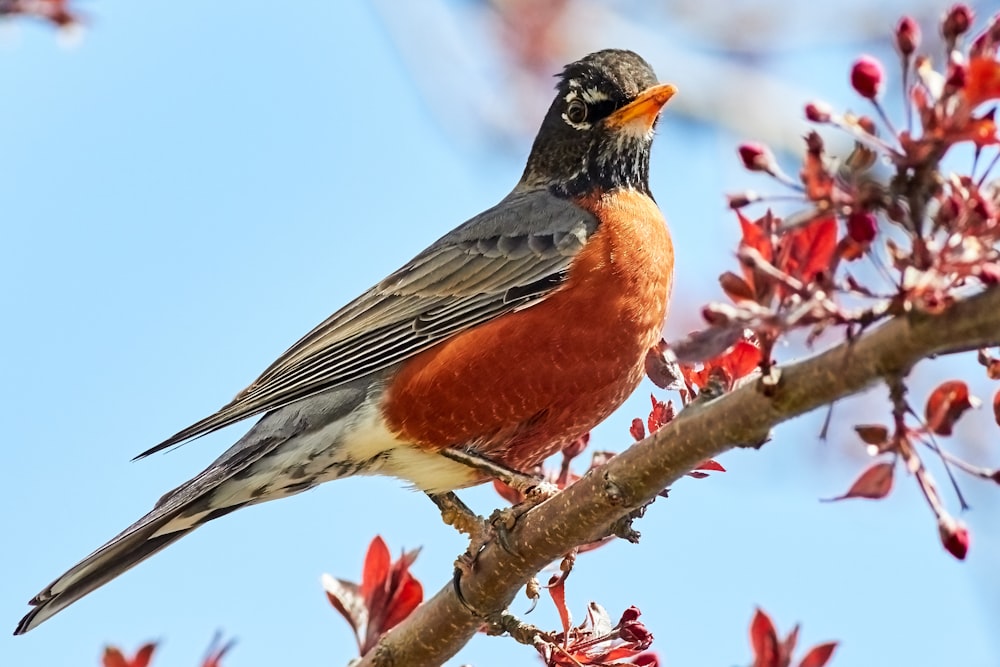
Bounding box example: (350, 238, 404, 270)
(686, 458, 727, 479)
(720, 270, 757, 302)
(102, 644, 157, 667)
(647, 395, 675, 434)
(644, 339, 685, 390)
(781, 215, 838, 286)
(547, 573, 572, 637)
(322, 535, 423, 656)
(824, 461, 895, 501)
(799, 641, 839, 667)
(677, 330, 763, 393)
(539, 602, 656, 666)
(854, 424, 889, 447)
(669, 323, 748, 365)
(749, 608, 837, 667)
(629, 418, 646, 441)
(200, 633, 236, 667)
(925, 380, 979, 436)
(749, 608, 780, 667)
(994, 388, 1000, 427)
(964, 56, 1000, 108)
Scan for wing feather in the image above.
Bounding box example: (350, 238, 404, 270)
(136, 187, 599, 458)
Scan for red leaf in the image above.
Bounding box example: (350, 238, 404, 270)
(201, 635, 236, 667)
(783, 215, 838, 283)
(798, 641, 838, 667)
(800, 133, 833, 201)
(547, 574, 572, 637)
(360, 536, 391, 602)
(132, 644, 157, 667)
(631, 653, 660, 666)
(102, 644, 157, 667)
(324, 536, 424, 655)
(739, 212, 773, 261)
(720, 271, 756, 302)
(492, 478, 524, 505)
(630, 418, 646, 441)
(750, 608, 780, 667)
(854, 425, 889, 446)
(102, 648, 130, 667)
(825, 462, 895, 501)
(738, 212, 774, 296)
(965, 56, 1000, 107)
(381, 569, 423, 630)
(721, 339, 763, 380)
(644, 340, 685, 390)
(925, 380, 977, 436)
(994, 388, 1000, 427)
(782, 624, 800, 662)
(323, 576, 365, 640)
(647, 395, 674, 433)
(695, 459, 726, 472)
(671, 324, 747, 365)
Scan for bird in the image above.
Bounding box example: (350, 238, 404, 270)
(15, 48, 676, 635)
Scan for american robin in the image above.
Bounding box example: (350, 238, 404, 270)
(15, 48, 675, 634)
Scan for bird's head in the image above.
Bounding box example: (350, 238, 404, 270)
(521, 49, 676, 198)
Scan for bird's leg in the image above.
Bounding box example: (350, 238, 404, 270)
(425, 491, 493, 617)
(438, 448, 559, 499)
(427, 491, 489, 542)
(428, 452, 562, 618)
(439, 448, 560, 555)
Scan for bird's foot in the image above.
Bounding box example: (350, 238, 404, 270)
(427, 491, 491, 545)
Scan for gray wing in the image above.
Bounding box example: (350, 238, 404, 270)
(136, 187, 599, 458)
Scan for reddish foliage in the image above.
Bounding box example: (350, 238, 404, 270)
(994, 388, 1000, 427)
(647, 395, 674, 434)
(102, 644, 156, 667)
(924, 380, 977, 436)
(200, 634, 236, 667)
(323, 535, 424, 656)
(679, 331, 762, 394)
(0, 0, 80, 28)
(749, 608, 838, 667)
(799, 643, 840, 667)
(825, 461, 895, 501)
(101, 638, 232, 667)
(781, 216, 838, 287)
(629, 417, 646, 441)
(854, 424, 889, 447)
(539, 596, 656, 667)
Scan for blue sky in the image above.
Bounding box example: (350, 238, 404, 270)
(2, 2, 999, 666)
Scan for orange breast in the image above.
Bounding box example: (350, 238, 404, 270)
(381, 189, 674, 474)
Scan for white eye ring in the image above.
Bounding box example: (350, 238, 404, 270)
(566, 98, 588, 124)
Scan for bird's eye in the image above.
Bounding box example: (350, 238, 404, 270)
(566, 98, 588, 124)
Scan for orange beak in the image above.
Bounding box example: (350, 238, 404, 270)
(605, 83, 677, 131)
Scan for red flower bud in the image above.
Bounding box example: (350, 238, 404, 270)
(847, 210, 877, 243)
(896, 16, 921, 56)
(943, 4, 974, 41)
(851, 56, 884, 99)
(805, 101, 832, 123)
(738, 142, 774, 172)
(938, 516, 970, 560)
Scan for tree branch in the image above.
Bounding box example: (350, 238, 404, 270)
(358, 286, 1000, 667)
